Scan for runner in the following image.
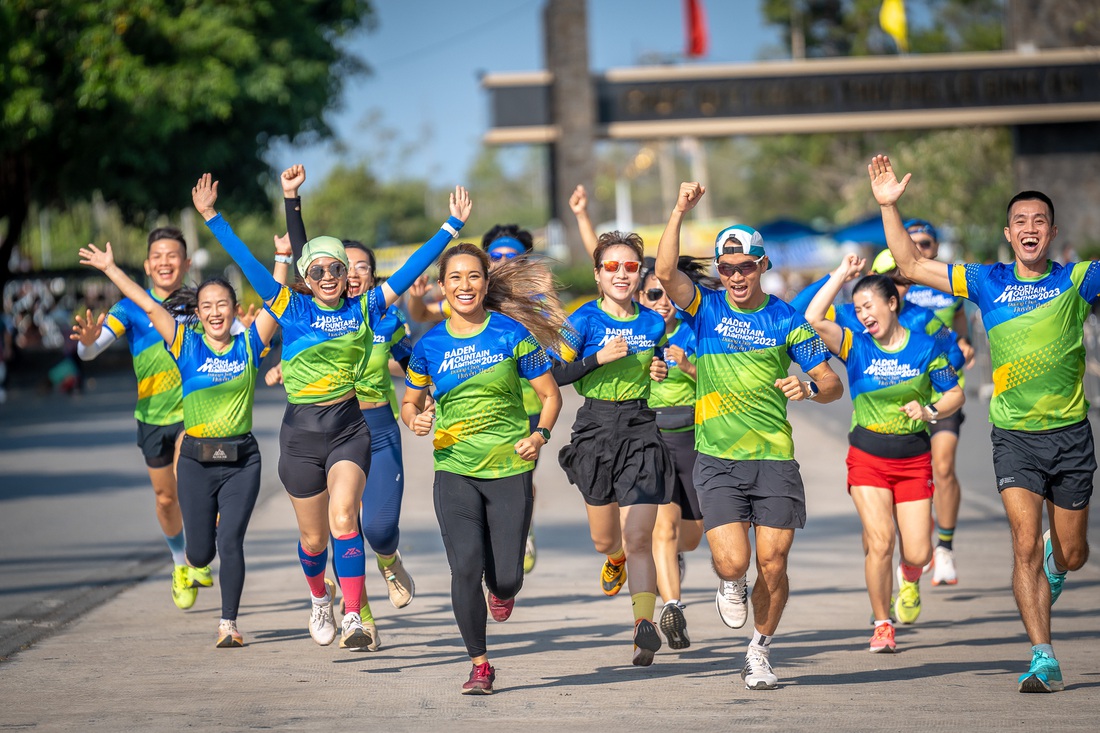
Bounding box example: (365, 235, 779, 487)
(78, 236, 281, 647)
(401, 243, 563, 694)
(553, 231, 672, 667)
(871, 153, 1095, 693)
(655, 182, 843, 690)
(278, 165, 415, 648)
(639, 257, 706, 651)
(805, 254, 964, 653)
(70, 226, 212, 609)
(193, 172, 471, 652)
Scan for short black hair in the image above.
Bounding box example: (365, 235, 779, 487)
(147, 226, 187, 256)
(1007, 191, 1055, 225)
(481, 224, 534, 253)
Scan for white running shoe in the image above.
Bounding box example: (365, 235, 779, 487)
(741, 645, 778, 690)
(716, 577, 749, 629)
(339, 611, 374, 650)
(308, 578, 337, 646)
(931, 546, 958, 586)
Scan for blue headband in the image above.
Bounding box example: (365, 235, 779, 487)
(487, 236, 524, 255)
(903, 218, 939, 242)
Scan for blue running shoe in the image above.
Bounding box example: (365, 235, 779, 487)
(1042, 530, 1066, 606)
(1018, 648, 1064, 693)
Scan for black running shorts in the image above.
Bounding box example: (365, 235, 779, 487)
(991, 419, 1095, 510)
(693, 453, 807, 531)
(136, 420, 184, 468)
(278, 398, 372, 499)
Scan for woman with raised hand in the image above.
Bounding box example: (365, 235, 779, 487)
(79, 236, 284, 648)
(193, 172, 471, 652)
(805, 253, 964, 654)
(401, 243, 563, 695)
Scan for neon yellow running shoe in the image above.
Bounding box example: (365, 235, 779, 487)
(172, 564, 197, 610)
(523, 528, 537, 574)
(893, 566, 922, 625)
(600, 558, 627, 596)
(189, 565, 213, 589)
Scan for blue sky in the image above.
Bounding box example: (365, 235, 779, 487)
(269, 0, 783, 185)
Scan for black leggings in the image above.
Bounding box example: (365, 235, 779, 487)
(434, 470, 533, 659)
(177, 435, 262, 620)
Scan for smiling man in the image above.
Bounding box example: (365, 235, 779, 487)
(870, 154, 1097, 694)
(655, 182, 842, 691)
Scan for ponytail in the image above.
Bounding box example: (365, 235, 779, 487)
(162, 277, 239, 325)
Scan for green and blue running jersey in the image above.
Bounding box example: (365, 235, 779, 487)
(169, 323, 265, 437)
(558, 299, 668, 401)
(356, 304, 412, 410)
(648, 320, 698, 432)
(681, 285, 830, 461)
(265, 285, 386, 404)
(906, 284, 964, 329)
(405, 312, 551, 479)
(838, 327, 958, 436)
(950, 260, 1100, 431)
(106, 294, 183, 426)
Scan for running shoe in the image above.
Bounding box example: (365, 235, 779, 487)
(339, 612, 374, 650)
(1043, 530, 1065, 606)
(677, 552, 686, 585)
(868, 623, 896, 653)
(362, 617, 381, 652)
(461, 662, 496, 695)
(600, 558, 627, 596)
(216, 619, 244, 648)
(715, 577, 749, 629)
(308, 578, 337, 646)
(189, 565, 214, 589)
(659, 601, 690, 650)
(171, 564, 197, 610)
(523, 528, 537, 574)
(632, 618, 662, 667)
(379, 552, 415, 609)
(1018, 648, 1064, 693)
(931, 546, 958, 586)
(741, 646, 778, 690)
(487, 592, 515, 623)
(893, 566, 922, 625)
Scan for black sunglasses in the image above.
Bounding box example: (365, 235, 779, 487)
(643, 288, 664, 301)
(307, 262, 348, 281)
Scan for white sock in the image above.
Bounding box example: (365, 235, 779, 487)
(750, 630, 772, 649)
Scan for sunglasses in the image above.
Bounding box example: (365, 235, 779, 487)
(910, 237, 936, 248)
(490, 251, 519, 261)
(307, 262, 348, 281)
(600, 260, 641, 274)
(716, 255, 765, 278)
(643, 288, 664, 301)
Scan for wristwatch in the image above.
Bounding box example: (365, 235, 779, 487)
(803, 381, 819, 400)
(925, 404, 939, 424)
(534, 427, 551, 442)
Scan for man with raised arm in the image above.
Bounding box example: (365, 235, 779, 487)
(869, 154, 1096, 694)
(655, 181, 842, 691)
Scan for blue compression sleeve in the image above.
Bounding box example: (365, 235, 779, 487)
(205, 214, 281, 302)
(384, 216, 465, 296)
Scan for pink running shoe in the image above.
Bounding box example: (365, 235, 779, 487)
(487, 592, 515, 622)
(869, 623, 896, 653)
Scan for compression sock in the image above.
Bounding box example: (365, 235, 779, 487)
(900, 562, 923, 583)
(631, 592, 657, 623)
(332, 532, 366, 615)
(376, 553, 397, 570)
(607, 547, 626, 566)
(297, 542, 329, 598)
(936, 526, 955, 551)
(165, 531, 187, 567)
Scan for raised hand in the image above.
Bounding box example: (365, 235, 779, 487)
(834, 253, 867, 282)
(273, 233, 292, 257)
(409, 273, 431, 299)
(281, 164, 306, 198)
(675, 182, 706, 213)
(78, 242, 116, 272)
(569, 184, 589, 215)
(595, 335, 629, 365)
(192, 173, 219, 220)
(868, 154, 911, 207)
(70, 309, 105, 346)
(449, 185, 472, 223)
(236, 303, 259, 329)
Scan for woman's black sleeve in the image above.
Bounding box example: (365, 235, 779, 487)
(551, 354, 600, 386)
(284, 197, 308, 262)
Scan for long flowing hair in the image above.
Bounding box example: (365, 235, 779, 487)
(437, 242, 569, 355)
(162, 277, 238, 326)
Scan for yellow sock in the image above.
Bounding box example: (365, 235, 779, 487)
(607, 547, 626, 565)
(631, 592, 657, 623)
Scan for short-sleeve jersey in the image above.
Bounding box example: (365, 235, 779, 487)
(169, 323, 265, 437)
(648, 320, 697, 410)
(105, 294, 183, 425)
(265, 285, 385, 404)
(681, 286, 830, 461)
(356, 304, 412, 408)
(558, 299, 668, 401)
(405, 312, 551, 478)
(838, 327, 958, 435)
(906, 284, 965, 328)
(949, 260, 1100, 431)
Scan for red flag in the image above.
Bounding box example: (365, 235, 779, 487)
(684, 0, 708, 58)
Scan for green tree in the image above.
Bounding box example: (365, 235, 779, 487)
(0, 0, 374, 290)
(305, 163, 436, 247)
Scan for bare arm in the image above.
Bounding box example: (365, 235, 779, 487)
(805, 254, 864, 355)
(405, 275, 446, 324)
(79, 243, 176, 344)
(655, 182, 706, 309)
(513, 372, 562, 461)
(400, 385, 435, 435)
(900, 383, 964, 422)
(868, 155, 952, 293)
(776, 360, 843, 404)
(568, 185, 600, 258)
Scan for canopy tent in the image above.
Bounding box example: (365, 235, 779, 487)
(831, 214, 887, 246)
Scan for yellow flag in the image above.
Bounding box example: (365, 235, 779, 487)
(880, 0, 909, 53)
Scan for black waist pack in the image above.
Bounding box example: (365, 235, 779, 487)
(654, 405, 695, 431)
(182, 435, 252, 463)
